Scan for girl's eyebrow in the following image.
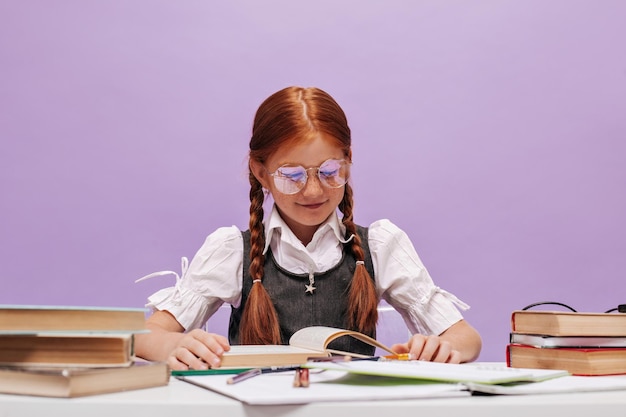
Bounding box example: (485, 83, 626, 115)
(277, 158, 343, 169)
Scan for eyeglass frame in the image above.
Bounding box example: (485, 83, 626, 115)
(521, 301, 626, 314)
(266, 158, 351, 195)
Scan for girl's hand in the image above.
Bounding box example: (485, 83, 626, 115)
(391, 334, 461, 364)
(135, 310, 232, 371)
(166, 329, 231, 371)
(389, 320, 482, 364)
(391, 334, 461, 363)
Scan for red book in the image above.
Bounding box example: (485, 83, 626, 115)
(507, 343, 626, 376)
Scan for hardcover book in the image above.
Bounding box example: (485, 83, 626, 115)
(507, 343, 626, 376)
(0, 361, 169, 397)
(510, 310, 626, 337)
(0, 305, 148, 333)
(0, 333, 135, 367)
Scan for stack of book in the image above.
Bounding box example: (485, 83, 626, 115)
(507, 309, 626, 375)
(0, 304, 169, 397)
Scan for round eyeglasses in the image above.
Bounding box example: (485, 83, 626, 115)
(268, 158, 351, 195)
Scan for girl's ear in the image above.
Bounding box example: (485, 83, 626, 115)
(249, 159, 270, 189)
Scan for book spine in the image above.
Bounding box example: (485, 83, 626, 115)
(505, 344, 512, 367)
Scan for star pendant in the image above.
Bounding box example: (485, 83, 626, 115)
(305, 283, 316, 294)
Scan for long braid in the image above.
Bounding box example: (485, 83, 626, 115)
(245, 85, 367, 343)
(238, 175, 281, 345)
(339, 183, 378, 335)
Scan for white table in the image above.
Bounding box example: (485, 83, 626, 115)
(2, 376, 626, 417)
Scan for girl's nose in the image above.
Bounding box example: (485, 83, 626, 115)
(301, 172, 324, 197)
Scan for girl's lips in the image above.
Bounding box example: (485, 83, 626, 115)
(300, 202, 325, 209)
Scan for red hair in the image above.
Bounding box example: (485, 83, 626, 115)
(240, 86, 378, 345)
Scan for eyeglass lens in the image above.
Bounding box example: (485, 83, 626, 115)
(271, 159, 349, 194)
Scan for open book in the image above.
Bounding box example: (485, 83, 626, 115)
(303, 360, 569, 385)
(219, 326, 395, 368)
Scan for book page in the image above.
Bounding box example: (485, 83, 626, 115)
(461, 362, 570, 382)
(288, 326, 394, 355)
(465, 375, 626, 395)
(509, 333, 626, 348)
(179, 370, 468, 405)
(304, 360, 569, 384)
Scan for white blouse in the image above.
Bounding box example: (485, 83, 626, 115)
(142, 205, 469, 337)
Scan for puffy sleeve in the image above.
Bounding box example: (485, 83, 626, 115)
(368, 219, 468, 336)
(143, 226, 244, 331)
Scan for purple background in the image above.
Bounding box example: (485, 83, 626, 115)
(1, 1, 625, 362)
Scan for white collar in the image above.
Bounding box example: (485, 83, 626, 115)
(262, 204, 352, 254)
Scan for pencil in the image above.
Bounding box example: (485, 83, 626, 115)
(382, 353, 417, 361)
(171, 367, 251, 376)
(226, 368, 262, 384)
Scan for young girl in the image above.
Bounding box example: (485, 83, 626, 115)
(135, 86, 481, 370)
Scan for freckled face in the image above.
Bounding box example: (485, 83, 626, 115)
(253, 134, 347, 244)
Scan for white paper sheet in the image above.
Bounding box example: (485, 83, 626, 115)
(179, 370, 469, 405)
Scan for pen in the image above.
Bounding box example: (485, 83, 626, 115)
(308, 354, 412, 363)
(307, 355, 353, 362)
(226, 365, 301, 384)
(227, 368, 262, 384)
(307, 355, 381, 362)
